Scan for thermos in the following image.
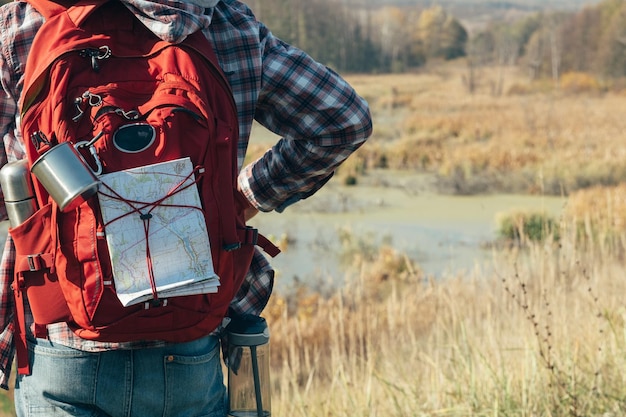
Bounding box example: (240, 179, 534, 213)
(0, 159, 38, 227)
(226, 314, 271, 417)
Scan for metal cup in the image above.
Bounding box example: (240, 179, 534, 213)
(31, 142, 100, 212)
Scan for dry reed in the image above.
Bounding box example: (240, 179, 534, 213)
(344, 63, 626, 195)
(266, 222, 626, 416)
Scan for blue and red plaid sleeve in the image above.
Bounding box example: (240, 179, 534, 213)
(238, 26, 372, 212)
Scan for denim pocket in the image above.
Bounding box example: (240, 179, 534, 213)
(16, 340, 98, 414)
(163, 337, 226, 417)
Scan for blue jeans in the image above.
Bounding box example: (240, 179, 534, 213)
(14, 335, 227, 417)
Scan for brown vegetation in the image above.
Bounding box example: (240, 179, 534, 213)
(341, 63, 626, 196)
(267, 223, 626, 416)
(262, 64, 626, 415)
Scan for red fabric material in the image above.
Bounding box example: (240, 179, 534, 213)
(10, 203, 72, 326)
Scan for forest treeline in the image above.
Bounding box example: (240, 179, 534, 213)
(247, 0, 626, 81)
(1, 0, 623, 81)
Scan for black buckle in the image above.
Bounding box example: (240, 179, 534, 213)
(27, 254, 43, 271)
(245, 226, 258, 246)
(223, 242, 241, 252)
(223, 226, 259, 252)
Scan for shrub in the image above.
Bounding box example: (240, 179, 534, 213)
(343, 175, 357, 186)
(559, 71, 601, 94)
(497, 210, 560, 243)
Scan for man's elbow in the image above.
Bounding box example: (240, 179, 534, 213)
(350, 100, 373, 146)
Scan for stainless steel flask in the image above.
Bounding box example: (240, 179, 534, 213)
(0, 159, 38, 227)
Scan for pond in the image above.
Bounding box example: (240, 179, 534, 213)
(248, 177, 567, 292)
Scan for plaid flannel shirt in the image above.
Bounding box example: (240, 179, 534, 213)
(0, 0, 372, 389)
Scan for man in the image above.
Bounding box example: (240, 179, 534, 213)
(0, 0, 372, 415)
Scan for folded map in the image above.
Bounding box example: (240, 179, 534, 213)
(98, 157, 219, 307)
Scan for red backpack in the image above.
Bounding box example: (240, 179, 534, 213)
(9, 0, 279, 374)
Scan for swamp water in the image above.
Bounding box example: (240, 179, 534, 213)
(248, 179, 567, 292)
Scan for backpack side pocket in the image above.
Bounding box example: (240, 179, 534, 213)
(10, 202, 72, 326)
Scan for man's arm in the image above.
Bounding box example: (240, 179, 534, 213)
(238, 25, 373, 213)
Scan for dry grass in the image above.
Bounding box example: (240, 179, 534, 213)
(259, 66, 626, 414)
(266, 224, 626, 416)
(564, 184, 626, 235)
(344, 63, 626, 195)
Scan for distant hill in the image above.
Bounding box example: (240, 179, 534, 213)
(347, 0, 603, 33)
(351, 0, 600, 10)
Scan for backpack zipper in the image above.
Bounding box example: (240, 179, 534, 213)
(79, 46, 111, 72)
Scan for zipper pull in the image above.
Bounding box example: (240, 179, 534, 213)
(30, 131, 51, 151)
(79, 46, 112, 72)
(72, 90, 103, 122)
